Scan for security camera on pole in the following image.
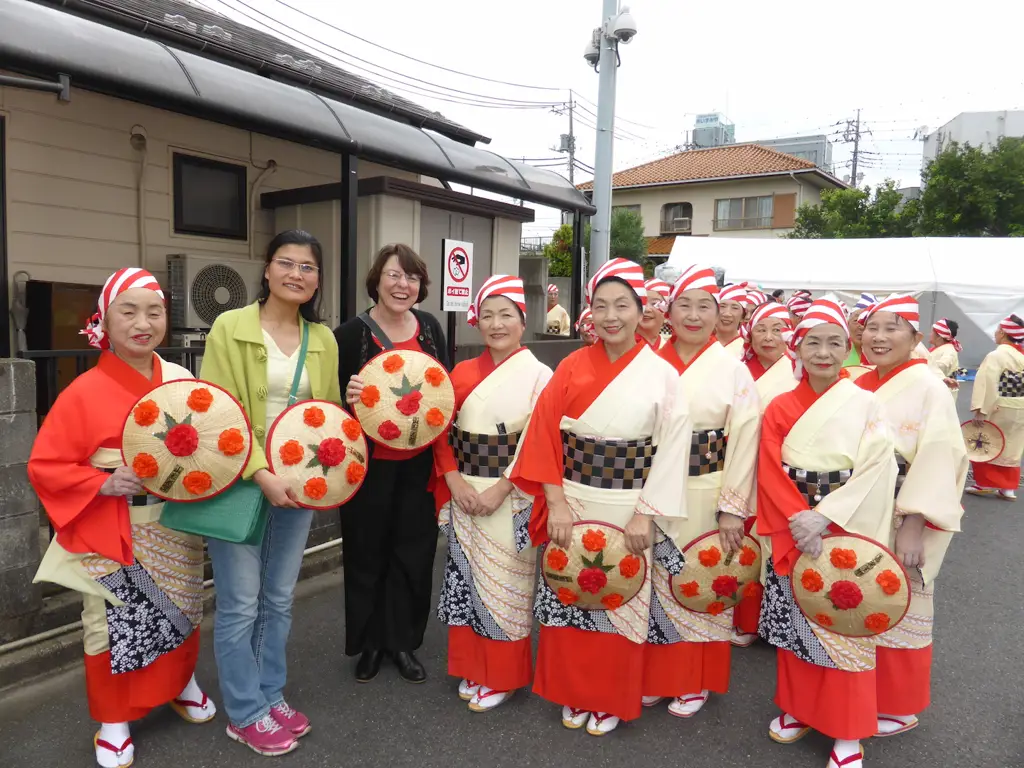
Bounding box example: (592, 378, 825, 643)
(584, 3, 637, 276)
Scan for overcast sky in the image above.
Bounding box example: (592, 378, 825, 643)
(196, 0, 1024, 237)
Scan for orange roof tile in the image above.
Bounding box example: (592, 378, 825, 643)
(577, 144, 819, 191)
(646, 236, 676, 256)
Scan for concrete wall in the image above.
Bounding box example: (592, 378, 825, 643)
(0, 360, 41, 642)
(610, 177, 824, 238)
(923, 110, 1024, 164)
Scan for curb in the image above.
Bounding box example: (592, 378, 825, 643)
(0, 547, 342, 693)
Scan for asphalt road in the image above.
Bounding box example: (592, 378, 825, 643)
(2, 385, 1021, 768)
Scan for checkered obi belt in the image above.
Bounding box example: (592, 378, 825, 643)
(561, 431, 655, 490)
(895, 452, 910, 496)
(689, 428, 728, 476)
(449, 427, 522, 479)
(998, 370, 1024, 398)
(782, 464, 852, 508)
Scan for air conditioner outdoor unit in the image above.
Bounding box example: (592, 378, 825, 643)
(672, 217, 692, 232)
(168, 254, 264, 331)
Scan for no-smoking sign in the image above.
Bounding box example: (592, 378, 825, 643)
(441, 239, 473, 312)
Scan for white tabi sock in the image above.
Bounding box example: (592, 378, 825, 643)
(178, 674, 203, 702)
(832, 738, 862, 764)
(98, 722, 130, 744)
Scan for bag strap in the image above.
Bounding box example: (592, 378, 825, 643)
(287, 321, 310, 407)
(358, 310, 395, 350)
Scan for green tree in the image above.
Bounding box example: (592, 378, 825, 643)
(583, 208, 651, 273)
(786, 180, 920, 239)
(918, 138, 1024, 236)
(542, 223, 573, 277)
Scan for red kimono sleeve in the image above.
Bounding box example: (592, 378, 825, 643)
(755, 395, 812, 577)
(27, 384, 133, 565)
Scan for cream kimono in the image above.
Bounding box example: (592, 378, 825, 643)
(755, 356, 798, 410)
(759, 380, 897, 672)
(929, 342, 961, 401)
(721, 336, 745, 359)
(653, 342, 761, 644)
(971, 343, 1024, 472)
(437, 350, 552, 642)
(867, 363, 967, 652)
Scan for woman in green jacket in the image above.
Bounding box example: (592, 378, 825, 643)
(201, 230, 341, 757)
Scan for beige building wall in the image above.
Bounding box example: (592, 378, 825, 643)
(611, 176, 825, 238)
(0, 80, 418, 295)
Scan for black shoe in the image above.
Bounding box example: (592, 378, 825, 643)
(393, 651, 426, 684)
(355, 649, 384, 683)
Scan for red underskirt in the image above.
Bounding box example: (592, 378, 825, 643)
(734, 517, 762, 634)
(775, 648, 877, 740)
(875, 645, 932, 715)
(84, 629, 199, 722)
(447, 626, 532, 691)
(642, 641, 731, 697)
(533, 626, 644, 721)
(972, 461, 1021, 491)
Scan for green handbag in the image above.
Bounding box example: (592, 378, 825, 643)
(160, 322, 309, 545)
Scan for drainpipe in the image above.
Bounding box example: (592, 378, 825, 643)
(130, 126, 149, 267)
(249, 160, 278, 259)
(788, 171, 804, 208)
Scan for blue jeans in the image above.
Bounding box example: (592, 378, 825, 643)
(207, 506, 314, 727)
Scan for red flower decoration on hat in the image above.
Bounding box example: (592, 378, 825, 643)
(165, 423, 199, 457)
(601, 593, 624, 610)
(876, 569, 902, 596)
(396, 390, 423, 416)
(738, 546, 757, 567)
(582, 529, 607, 552)
(342, 419, 362, 441)
(707, 601, 726, 616)
(279, 440, 305, 466)
(864, 612, 891, 633)
(546, 549, 569, 572)
(618, 554, 641, 579)
(346, 462, 366, 486)
(378, 420, 401, 441)
(303, 406, 326, 428)
(801, 569, 825, 593)
(132, 453, 159, 479)
(557, 588, 579, 606)
(830, 548, 858, 569)
(317, 438, 346, 468)
(815, 613, 834, 628)
(827, 580, 864, 611)
(712, 574, 740, 599)
(360, 386, 381, 408)
(698, 546, 721, 568)
(382, 355, 404, 374)
(182, 471, 212, 496)
(186, 388, 213, 413)
(424, 367, 445, 387)
(742, 582, 763, 601)
(218, 428, 245, 457)
(304, 477, 328, 501)
(577, 567, 608, 595)
(133, 400, 160, 427)
(425, 408, 445, 427)
(679, 581, 700, 598)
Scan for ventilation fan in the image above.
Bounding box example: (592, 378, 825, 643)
(168, 254, 265, 330)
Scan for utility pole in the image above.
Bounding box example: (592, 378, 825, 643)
(568, 94, 575, 186)
(588, 0, 621, 276)
(840, 109, 864, 187)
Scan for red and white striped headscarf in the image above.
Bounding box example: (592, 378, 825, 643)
(742, 302, 792, 362)
(719, 282, 749, 305)
(586, 258, 647, 306)
(81, 267, 165, 350)
(467, 274, 526, 327)
(668, 264, 719, 304)
(575, 307, 594, 334)
(746, 289, 769, 307)
(547, 284, 558, 294)
(790, 294, 849, 351)
(1000, 315, 1024, 342)
(786, 293, 813, 318)
(862, 293, 920, 331)
(644, 278, 672, 300)
(932, 318, 962, 352)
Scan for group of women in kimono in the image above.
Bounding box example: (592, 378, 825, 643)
(24, 231, 1023, 767)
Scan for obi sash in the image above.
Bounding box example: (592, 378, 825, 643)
(998, 369, 1024, 398)
(782, 463, 852, 508)
(689, 428, 727, 477)
(561, 431, 655, 490)
(449, 427, 522, 478)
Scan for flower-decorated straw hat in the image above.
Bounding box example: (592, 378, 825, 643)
(542, 521, 648, 611)
(354, 350, 455, 451)
(792, 532, 911, 638)
(121, 380, 252, 502)
(670, 530, 762, 615)
(960, 419, 1005, 463)
(267, 401, 369, 509)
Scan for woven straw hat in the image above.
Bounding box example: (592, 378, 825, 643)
(354, 350, 455, 451)
(670, 530, 762, 614)
(792, 532, 911, 638)
(121, 380, 252, 502)
(961, 419, 1005, 462)
(542, 521, 648, 611)
(844, 365, 873, 381)
(267, 400, 369, 509)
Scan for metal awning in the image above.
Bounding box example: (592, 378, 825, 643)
(0, 0, 595, 214)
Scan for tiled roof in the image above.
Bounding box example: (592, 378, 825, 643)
(646, 236, 676, 256)
(578, 144, 820, 190)
(49, 0, 488, 145)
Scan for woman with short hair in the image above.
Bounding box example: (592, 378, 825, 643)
(336, 244, 450, 684)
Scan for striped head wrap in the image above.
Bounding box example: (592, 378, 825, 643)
(719, 282, 749, 305)
(644, 278, 672, 300)
(547, 284, 558, 294)
(786, 293, 813, 318)
(80, 267, 164, 350)
(668, 264, 719, 304)
(586, 258, 647, 306)
(1000, 314, 1024, 342)
(855, 292, 878, 311)
(742, 302, 792, 362)
(932, 318, 962, 352)
(862, 293, 920, 331)
(746, 289, 769, 307)
(789, 294, 850, 380)
(467, 275, 526, 327)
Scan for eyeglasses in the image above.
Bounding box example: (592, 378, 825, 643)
(384, 270, 422, 286)
(272, 258, 319, 276)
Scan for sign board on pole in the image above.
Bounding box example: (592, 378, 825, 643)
(441, 239, 473, 312)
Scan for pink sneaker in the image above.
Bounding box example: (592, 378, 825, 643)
(226, 714, 298, 756)
(271, 701, 312, 738)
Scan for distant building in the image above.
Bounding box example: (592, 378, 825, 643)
(922, 111, 1024, 169)
(692, 113, 736, 149)
(748, 135, 833, 171)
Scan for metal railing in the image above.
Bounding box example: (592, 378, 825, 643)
(19, 346, 205, 419)
(520, 235, 552, 254)
(713, 216, 773, 231)
(660, 217, 692, 234)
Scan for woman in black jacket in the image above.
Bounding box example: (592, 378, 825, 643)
(334, 244, 450, 684)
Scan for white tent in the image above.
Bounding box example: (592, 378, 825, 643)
(662, 237, 1024, 367)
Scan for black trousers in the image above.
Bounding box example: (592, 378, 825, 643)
(340, 449, 438, 655)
